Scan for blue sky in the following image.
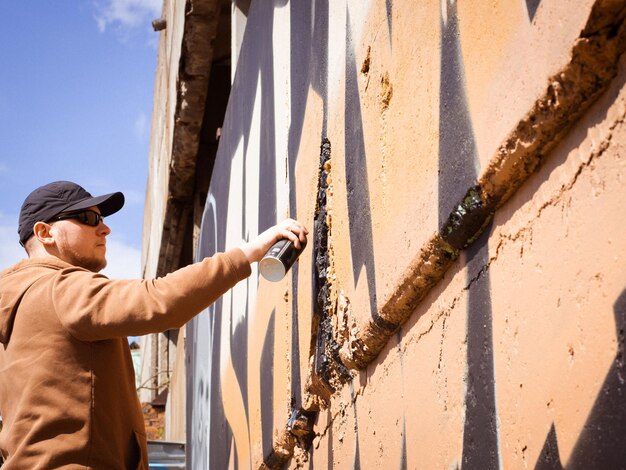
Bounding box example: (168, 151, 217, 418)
(0, 0, 162, 278)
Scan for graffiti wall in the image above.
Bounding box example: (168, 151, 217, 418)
(185, 0, 626, 467)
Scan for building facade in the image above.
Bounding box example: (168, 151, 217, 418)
(141, 0, 626, 467)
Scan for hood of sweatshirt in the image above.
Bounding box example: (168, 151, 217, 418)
(0, 258, 72, 345)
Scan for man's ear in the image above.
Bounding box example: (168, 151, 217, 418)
(32, 221, 55, 246)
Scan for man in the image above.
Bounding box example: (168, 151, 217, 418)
(0, 181, 308, 468)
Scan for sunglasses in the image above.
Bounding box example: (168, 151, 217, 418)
(50, 210, 104, 227)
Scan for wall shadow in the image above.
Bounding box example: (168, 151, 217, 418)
(526, 0, 541, 21)
(345, 7, 383, 327)
(260, 311, 276, 458)
(438, 1, 499, 468)
(461, 228, 499, 469)
(288, 0, 330, 410)
(188, 198, 234, 468)
(386, 0, 393, 48)
(535, 288, 626, 469)
(349, 382, 362, 470)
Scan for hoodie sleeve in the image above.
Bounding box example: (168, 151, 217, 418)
(51, 248, 252, 341)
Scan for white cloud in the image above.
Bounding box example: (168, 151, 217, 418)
(134, 112, 148, 141)
(102, 238, 142, 279)
(94, 0, 162, 33)
(0, 223, 25, 270)
(122, 188, 146, 207)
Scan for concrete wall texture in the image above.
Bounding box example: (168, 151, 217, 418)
(140, 0, 190, 406)
(149, 0, 626, 468)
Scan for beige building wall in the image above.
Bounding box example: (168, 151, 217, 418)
(143, 0, 626, 466)
(141, 0, 235, 439)
(140, 0, 227, 438)
(308, 51, 626, 469)
(139, 0, 186, 409)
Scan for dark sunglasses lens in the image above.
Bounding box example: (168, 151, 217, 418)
(78, 211, 101, 226)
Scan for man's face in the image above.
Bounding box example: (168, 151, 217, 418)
(49, 206, 111, 272)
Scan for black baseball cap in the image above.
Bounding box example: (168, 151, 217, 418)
(18, 181, 125, 246)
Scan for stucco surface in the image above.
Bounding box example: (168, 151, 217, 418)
(305, 54, 626, 469)
(173, 0, 626, 467)
(318, 0, 602, 334)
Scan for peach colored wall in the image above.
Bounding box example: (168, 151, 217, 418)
(306, 54, 626, 470)
(184, 0, 626, 468)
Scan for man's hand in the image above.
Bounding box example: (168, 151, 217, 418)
(240, 219, 309, 264)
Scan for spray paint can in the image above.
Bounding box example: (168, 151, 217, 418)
(259, 238, 307, 282)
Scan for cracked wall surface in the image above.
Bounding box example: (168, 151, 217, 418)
(307, 57, 626, 468)
(174, 0, 626, 467)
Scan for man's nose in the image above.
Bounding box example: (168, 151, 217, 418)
(98, 221, 111, 236)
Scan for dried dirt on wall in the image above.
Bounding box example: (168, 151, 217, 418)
(332, 0, 626, 372)
(299, 54, 626, 469)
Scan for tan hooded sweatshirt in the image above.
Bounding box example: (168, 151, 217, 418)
(0, 249, 251, 469)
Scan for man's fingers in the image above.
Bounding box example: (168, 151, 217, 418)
(285, 229, 302, 249)
(278, 219, 308, 249)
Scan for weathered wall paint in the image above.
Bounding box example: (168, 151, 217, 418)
(184, 0, 626, 468)
(140, 0, 191, 406)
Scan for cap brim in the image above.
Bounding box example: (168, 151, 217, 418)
(64, 192, 125, 217)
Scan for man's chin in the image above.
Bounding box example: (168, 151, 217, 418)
(93, 259, 107, 273)
(60, 251, 107, 273)
(79, 257, 107, 273)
